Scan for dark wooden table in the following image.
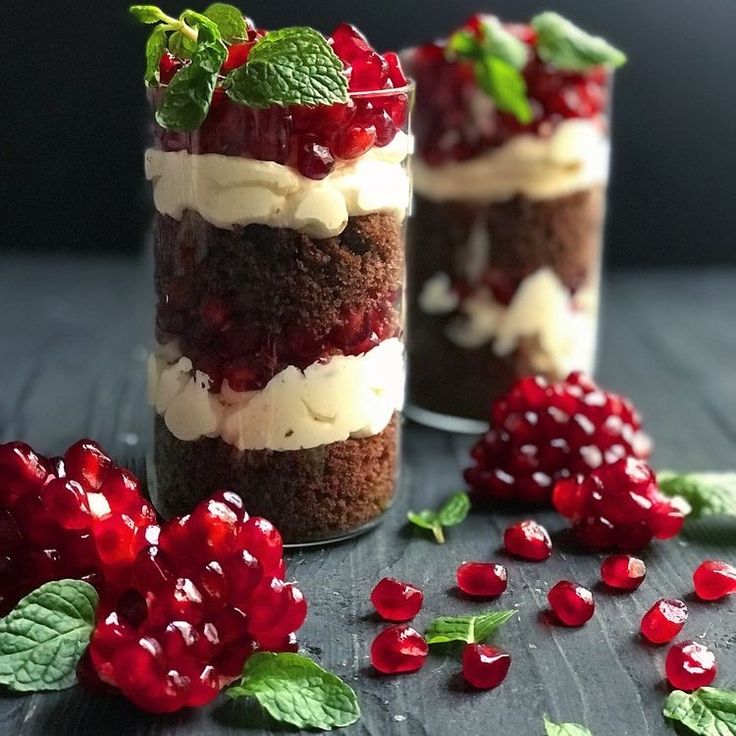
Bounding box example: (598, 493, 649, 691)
(0, 256, 734, 735)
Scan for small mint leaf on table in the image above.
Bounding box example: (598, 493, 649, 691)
(532, 12, 627, 71)
(408, 491, 469, 543)
(204, 3, 247, 43)
(543, 715, 594, 736)
(228, 652, 360, 730)
(658, 472, 736, 519)
(664, 687, 736, 736)
(0, 579, 98, 692)
(145, 25, 168, 86)
(424, 610, 515, 645)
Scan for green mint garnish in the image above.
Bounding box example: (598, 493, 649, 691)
(0, 579, 98, 692)
(658, 472, 735, 519)
(544, 715, 594, 736)
(228, 652, 361, 730)
(145, 25, 168, 85)
(129, 5, 171, 24)
(225, 26, 349, 108)
(204, 2, 247, 43)
(168, 29, 197, 60)
(424, 610, 515, 645)
(664, 687, 736, 736)
(447, 17, 532, 124)
(407, 491, 470, 544)
(532, 12, 627, 71)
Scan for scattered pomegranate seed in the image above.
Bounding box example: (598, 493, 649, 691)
(693, 560, 736, 601)
(370, 578, 423, 621)
(371, 625, 428, 674)
(548, 581, 595, 626)
(600, 554, 647, 592)
(456, 562, 508, 597)
(462, 643, 511, 689)
(504, 520, 552, 561)
(665, 641, 717, 692)
(640, 599, 688, 645)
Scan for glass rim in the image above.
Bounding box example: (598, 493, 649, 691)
(348, 80, 415, 99)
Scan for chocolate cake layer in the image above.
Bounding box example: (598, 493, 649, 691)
(153, 415, 399, 543)
(407, 188, 604, 423)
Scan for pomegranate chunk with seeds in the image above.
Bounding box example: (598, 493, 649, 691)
(462, 643, 511, 689)
(600, 554, 647, 592)
(693, 560, 736, 601)
(665, 641, 717, 692)
(370, 577, 423, 621)
(548, 581, 595, 626)
(640, 599, 688, 645)
(371, 624, 428, 674)
(456, 562, 508, 597)
(504, 520, 552, 561)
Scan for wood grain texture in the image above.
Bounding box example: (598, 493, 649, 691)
(0, 258, 734, 735)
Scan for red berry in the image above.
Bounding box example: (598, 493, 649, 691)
(456, 562, 508, 597)
(600, 554, 646, 592)
(462, 643, 511, 689)
(370, 577, 423, 621)
(665, 641, 717, 692)
(371, 625, 428, 674)
(548, 581, 595, 626)
(640, 599, 688, 644)
(504, 520, 552, 561)
(693, 560, 736, 601)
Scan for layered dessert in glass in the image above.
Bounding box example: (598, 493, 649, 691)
(404, 13, 625, 431)
(139, 8, 412, 543)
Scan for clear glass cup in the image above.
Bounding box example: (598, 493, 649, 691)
(404, 43, 611, 433)
(146, 85, 413, 544)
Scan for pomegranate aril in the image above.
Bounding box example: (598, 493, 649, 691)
(159, 51, 183, 85)
(64, 439, 112, 491)
(384, 52, 407, 87)
(370, 577, 423, 621)
(548, 581, 595, 627)
(187, 665, 220, 707)
(42, 478, 91, 530)
(190, 498, 241, 554)
(665, 641, 717, 692)
(504, 520, 552, 561)
(93, 513, 138, 566)
(462, 643, 511, 689)
(640, 599, 688, 644)
(222, 41, 253, 73)
(222, 550, 262, 607)
(133, 545, 174, 591)
(456, 562, 508, 597)
(693, 560, 736, 601)
(0, 442, 49, 506)
(241, 517, 283, 573)
(330, 23, 372, 63)
(371, 625, 428, 674)
(335, 125, 376, 159)
(349, 51, 389, 92)
(246, 577, 307, 636)
(600, 554, 646, 592)
(297, 137, 336, 179)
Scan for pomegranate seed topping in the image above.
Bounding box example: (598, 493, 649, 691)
(384, 51, 407, 87)
(64, 440, 112, 491)
(462, 643, 511, 689)
(693, 560, 736, 601)
(222, 42, 253, 73)
(43, 478, 91, 530)
(336, 125, 376, 159)
(296, 136, 336, 179)
(330, 23, 372, 63)
(548, 581, 595, 626)
(665, 641, 717, 692)
(159, 51, 183, 85)
(640, 599, 688, 644)
(370, 577, 424, 621)
(456, 562, 508, 597)
(504, 520, 552, 561)
(371, 625, 428, 674)
(600, 554, 647, 592)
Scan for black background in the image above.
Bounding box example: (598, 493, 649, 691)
(3, 0, 735, 266)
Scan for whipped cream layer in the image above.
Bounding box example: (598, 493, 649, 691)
(413, 119, 609, 203)
(145, 133, 411, 239)
(149, 338, 405, 452)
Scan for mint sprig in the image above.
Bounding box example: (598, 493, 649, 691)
(658, 472, 736, 519)
(145, 25, 168, 85)
(0, 579, 98, 692)
(532, 12, 627, 71)
(407, 491, 470, 544)
(664, 687, 736, 735)
(228, 652, 360, 730)
(225, 26, 349, 108)
(424, 610, 515, 645)
(544, 715, 594, 736)
(204, 3, 247, 43)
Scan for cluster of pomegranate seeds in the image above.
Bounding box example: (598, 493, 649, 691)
(465, 373, 651, 506)
(693, 560, 736, 601)
(370, 577, 424, 622)
(462, 644, 511, 689)
(547, 581, 595, 627)
(665, 641, 717, 692)
(600, 555, 647, 592)
(503, 520, 552, 561)
(640, 599, 688, 645)
(0, 439, 157, 616)
(553, 457, 686, 552)
(370, 624, 428, 674)
(88, 491, 306, 713)
(456, 562, 508, 597)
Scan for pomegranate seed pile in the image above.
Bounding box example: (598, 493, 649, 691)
(465, 373, 651, 506)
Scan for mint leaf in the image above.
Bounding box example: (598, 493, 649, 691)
(475, 56, 532, 124)
(659, 472, 736, 519)
(408, 491, 470, 544)
(664, 687, 736, 735)
(228, 652, 360, 730)
(145, 25, 168, 86)
(544, 715, 594, 736)
(169, 29, 197, 59)
(225, 27, 349, 108)
(204, 3, 247, 42)
(425, 610, 515, 644)
(130, 5, 167, 24)
(532, 12, 626, 70)
(0, 579, 98, 692)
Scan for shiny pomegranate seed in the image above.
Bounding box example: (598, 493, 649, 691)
(222, 550, 262, 607)
(133, 546, 174, 591)
(0, 442, 49, 506)
(600, 554, 647, 592)
(246, 577, 307, 637)
(330, 23, 372, 63)
(64, 439, 112, 492)
(462, 643, 511, 689)
(370, 577, 423, 621)
(349, 51, 389, 92)
(548, 581, 595, 626)
(297, 136, 336, 179)
(504, 520, 552, 561)
(222, 41, 253, 73)
(371, 625, 428, 674)
(240, 517, 283, 573)
(456, 562, 508, 597)
(43, 478, 91, 530)
(693, 560, 736, 601)
(372, 110, 396, 146)
(159, 51, 183, 85)
(93, 514, 138, 566)
(665, 641, 717, 691)
(335, 125, 376, 159)
(640, 599, 688, 644)
(384, 52, 407, 87)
